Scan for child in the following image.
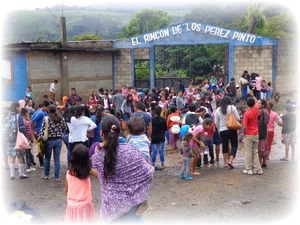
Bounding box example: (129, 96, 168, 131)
(266, 82, 273, 101)
(217, 78, 225, 94)
(176, 91, 185, 111)
(121, 84, 128, 96)
(101, 93, 110, 113)
(280, 103, 297, 161)
(274, 92, 280, 103)
(203, 113, 215, 164)
(215, 90, 223, 101)
(158, 95, 169, 118)
(190, 118, 213, 175)
(64, 144, 98, 224)
(238, 107, 246, 142)
(21, 108, 36, 172)
(126, 116, 150, 159)
(180, 132, 194, 180)
(260, 80, 267, 100)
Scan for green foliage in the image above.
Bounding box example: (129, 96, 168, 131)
(73, 34, 102, 41)
(135, 60, 150, 80)
(118, 8, 172, 40)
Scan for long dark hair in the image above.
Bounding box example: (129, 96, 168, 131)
(220, 96, 232, 115)
(101, 116, 121, 179)
(48, 105, 62, 123)
(66, 106, 76, 123)
(126, 94, 133, 106)
(153, 105, 163, 123)
(11, 101, 20, 114)
(74, 105, 83, 118)
(95, 106, 105, 124)
(69, 144, 92, 179)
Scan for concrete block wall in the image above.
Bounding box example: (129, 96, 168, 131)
(114, 48, 132, 89)
(276, 38, 297, 95)
(234, 46, 273, 83)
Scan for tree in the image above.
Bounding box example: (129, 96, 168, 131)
(118, 8, 172, 40)
(246, 4, 267, 34)
(73, 34, 102, 41)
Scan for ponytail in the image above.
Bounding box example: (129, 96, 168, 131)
(101, 116, 121, 179)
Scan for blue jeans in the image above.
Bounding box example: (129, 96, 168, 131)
(151, 142, 165, 164)
(122, 112, 130, 121)
(44, 139, 62, 179)
(62, 133, 71, 167)
(241, 87, 248, 102)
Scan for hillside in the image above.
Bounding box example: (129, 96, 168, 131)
(2, 9, 187, 43)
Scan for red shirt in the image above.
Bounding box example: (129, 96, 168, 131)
(204, 123, 215, 138)
(167, 113, 180, 129)
(243, 104, 259, 135)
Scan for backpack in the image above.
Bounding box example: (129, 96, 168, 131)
(185, 113, 200, 125)
(3, 113, 17, 142)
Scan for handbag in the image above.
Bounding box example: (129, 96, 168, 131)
(170, 124, 180, 134)
(14, 114, 31, 150)
(41, 116, 49, 142)
(258, 112, 267, 140)
(226, 106, 242, 130)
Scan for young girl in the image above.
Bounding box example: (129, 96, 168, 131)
(64, 144, 98, 224)
(158, 95, 169, 118)
(122, 84, 128, 96)
(266, 82, 273, 101)
(260, 80, 267, 100)
(190, 118, 213, 175)
(179, 132, 194, 180)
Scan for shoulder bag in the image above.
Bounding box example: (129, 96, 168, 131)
(226, 106, 242, 130)
(14, 114, 31, 150)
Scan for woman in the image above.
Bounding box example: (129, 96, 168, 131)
(267, 102, 282, 160)
(6, 101, 28, 180)
(24, 86, 33, 102)
(257, 99, 270, 167)
(90, 106, 110, 144)
(121, 94, 134, 122)
(91, 116, 154, 223)
(183, 84, 194, 107)
(70, 105, 97, 149)
(39, 105, 67, 181)
(25, 99, 35, 118)
(86, 94, 98, 117)
(214, 96, 240, 168)
(151, 106, 167, 169)
(131, 87, 139, 104)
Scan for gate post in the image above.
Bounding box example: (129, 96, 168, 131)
(228, 43, 235, 81)
(150, 46, 155, 89)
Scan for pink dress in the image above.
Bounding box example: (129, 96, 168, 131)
(184, 89, 194, 105)
(64, 171, 94, 224)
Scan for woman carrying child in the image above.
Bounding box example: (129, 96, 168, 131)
(64, 144, 98, 224)
(180, 132, 194, 180)
(91, 116, 154, 223)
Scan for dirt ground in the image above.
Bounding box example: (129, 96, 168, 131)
(1, 121, 299, 224)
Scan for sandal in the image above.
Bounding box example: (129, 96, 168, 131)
(42, 176, 49, 180)
(223, 164, 229, 168)
(227, 162, 234, 168)
(54, 179, 60, 182)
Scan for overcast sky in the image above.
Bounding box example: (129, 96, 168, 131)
(1, 0, 297, 11)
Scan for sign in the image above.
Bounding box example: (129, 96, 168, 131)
(114, 22, 277, 49)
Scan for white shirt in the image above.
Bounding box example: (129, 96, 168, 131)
(214, 105, 240, 132)
(50, 83, 56, 93)
(70, 116, 97, 142)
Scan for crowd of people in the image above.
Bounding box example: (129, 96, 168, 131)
(2, 71, 297, 223)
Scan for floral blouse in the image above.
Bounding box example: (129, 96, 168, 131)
(39, 116, 67, 140)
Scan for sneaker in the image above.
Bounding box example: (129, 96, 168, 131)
(26, 168, 36, 173)
(19, 174, 29, 179)
(254, 170, 263, 175)
(243, 170, 253, 175)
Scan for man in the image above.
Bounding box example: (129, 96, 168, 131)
(130, 101, 152, 140)
(182, 103, 202, 125)
(67, 88, 82, 107)
(242, 90, 263, 175)
(43, 95, 53, 105)
(113, 89, 126, 115)
(49, 80, 58, 102)
(178, 79, 185, 94)
(226, 78, 238, 98)
(31, 100, 51, 166)
(209, 75, 218, 94)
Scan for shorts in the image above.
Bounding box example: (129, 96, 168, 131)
(282, 131, 297, 146)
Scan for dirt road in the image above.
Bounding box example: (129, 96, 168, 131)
(1, 124, 299, 224)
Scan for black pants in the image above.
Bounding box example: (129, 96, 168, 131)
(220, 129, 238, 158)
